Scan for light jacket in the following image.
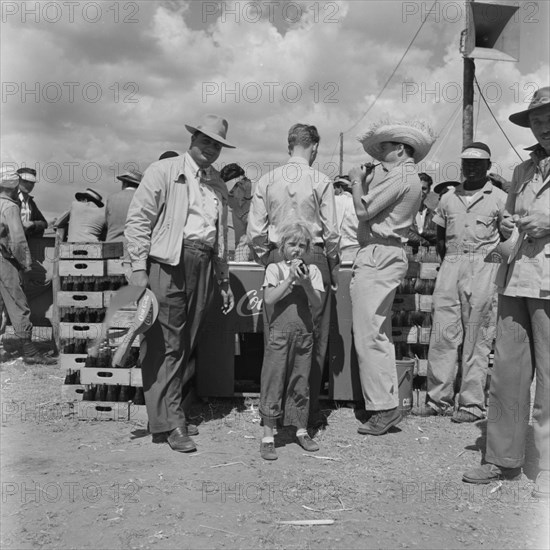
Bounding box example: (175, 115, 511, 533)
(125, 153, 229, 280)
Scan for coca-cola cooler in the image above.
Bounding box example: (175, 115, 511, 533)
(196, 262, 265, 396)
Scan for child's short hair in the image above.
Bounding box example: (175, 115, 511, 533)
(278, 221, 313, 255)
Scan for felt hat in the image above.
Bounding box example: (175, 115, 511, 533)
(220, 163, 245, 183)
(158, 151, 179, 160)
(185, 114, 236, 148)
(75, 188, 104, 208)
(433, 180, 460, 195)
(509, 86, 550, 128)
(17, 167, 38, 183)
(358, 119, 436, 163)
(0, 166, 19, 189)
(116, 169, 143, 186)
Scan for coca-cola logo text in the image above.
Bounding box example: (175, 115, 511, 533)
(236, 289, 263, 317)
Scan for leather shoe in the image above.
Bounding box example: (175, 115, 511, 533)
(297, 434, 319, 452)
(451, 409, 481, 423)
(260, 441, 278, 460)
(411, 404, 452, 417)
(167, 427, 196, 453)
(358, 408, 402, 436)
(151, 423, 199, 443)
(462, 463, 521, 484)
(532, 470, 550, 499)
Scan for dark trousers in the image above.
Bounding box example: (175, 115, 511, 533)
(266, 244, 331, 416)
(142, 246, 213, 434)
(0, 256, 32, 340)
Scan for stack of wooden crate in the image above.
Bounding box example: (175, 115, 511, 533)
(392, 246, 441, 376)
(54, 241, 145, 421)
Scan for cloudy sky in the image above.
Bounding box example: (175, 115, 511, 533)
(1, 0, 549, 220)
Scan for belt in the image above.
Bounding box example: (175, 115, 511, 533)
(184, 240, 214, 254)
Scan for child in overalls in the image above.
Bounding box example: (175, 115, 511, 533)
(259, 221, 324, 460)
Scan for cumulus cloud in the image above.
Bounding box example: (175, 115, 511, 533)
(1, 0, 548, 219)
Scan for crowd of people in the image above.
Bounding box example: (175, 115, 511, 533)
(0, 86, 548, 497)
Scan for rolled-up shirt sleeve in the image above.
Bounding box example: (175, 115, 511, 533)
(124, 165, 165, 272)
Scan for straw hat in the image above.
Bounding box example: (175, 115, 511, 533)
(509, 86, 550, 128)
(0, 166, 19, 189)
(116, 169, 143, 186)
(358, 119, 436, 163)
(185, 114, 235, 148)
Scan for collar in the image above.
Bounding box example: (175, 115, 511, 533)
(183, 151, 212, 180)
(288, 156, 310, 166)
(455, 179, 493, 195)
(0, 195, 20, 206)
(528, 144, 550, 164)
(18, 190, 32, 201)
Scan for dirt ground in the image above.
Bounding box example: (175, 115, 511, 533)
(1, 354, 549, 550)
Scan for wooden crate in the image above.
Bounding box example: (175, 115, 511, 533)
(61, 384, 85, 402)
(80, 367, 142, 386)
(416, 294, 433, 312)
(56, 291, 104, 308)
(59, 261, 105, 277)
(59, 323, 103, 340)
(392, 294, 416, 311)
(392, 326, 418, 343)
(76, 401, 130, 421)
(60, 354, 87, 371)
(419, 263, 440, 280)
(106, 259, 125, 275)
(59, 242, 123, 260)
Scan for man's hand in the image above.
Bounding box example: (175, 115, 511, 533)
(516, 211, 550, 239)
(500, 215, 516, 240)
(129, 270, 148, 287)
(220, 283, 235, 315)
(349, 164, 376, 189)
(330, 264, 339, 291)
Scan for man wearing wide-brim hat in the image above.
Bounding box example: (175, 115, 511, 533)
(463, 86, 550, 499)
(125, 114, 235, 453)
(105, 169, 143, 244)
(0, 167, 56, 365)
(60, 188, 106, 243)
(347, 119, 436, 436)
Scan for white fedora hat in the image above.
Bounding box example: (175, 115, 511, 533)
(185, 114, 236, 148)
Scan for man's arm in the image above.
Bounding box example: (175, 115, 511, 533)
(246, 179, 271, 266)
(124, 165, 165, 281)
(24, 198, 48, 237)
(5, 204, 32, 270)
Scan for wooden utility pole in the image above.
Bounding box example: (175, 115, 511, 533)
(339, 132, 344, 175)
(462, 0, 475, 149)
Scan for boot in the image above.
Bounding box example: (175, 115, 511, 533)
(22, 341, 57, 365)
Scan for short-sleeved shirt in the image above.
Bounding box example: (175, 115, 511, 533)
(262, 261, 324, 293)
(433, 180, 507, 256)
